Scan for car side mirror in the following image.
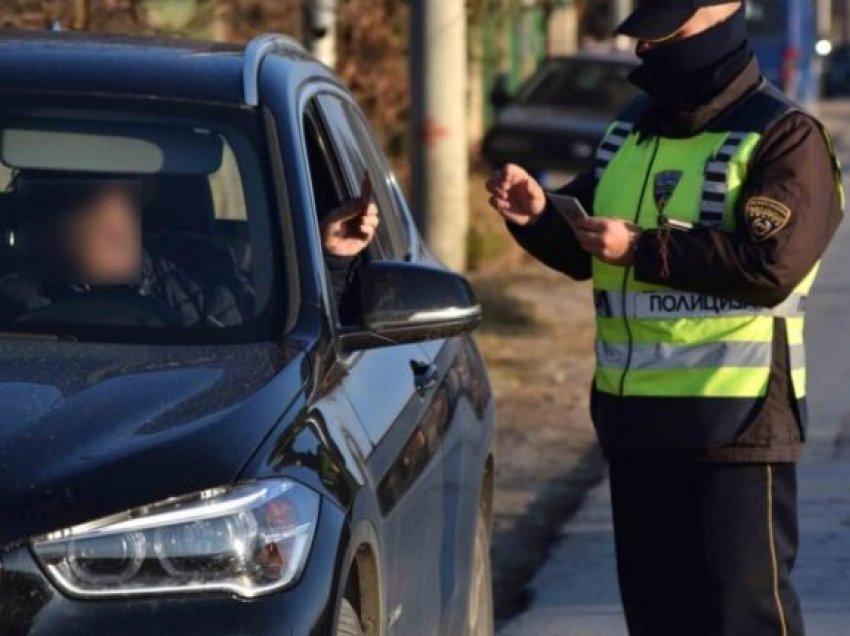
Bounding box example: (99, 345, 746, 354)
(338, 261, 482, 353)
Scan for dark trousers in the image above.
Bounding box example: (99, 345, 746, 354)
(609, 458, 803, 636)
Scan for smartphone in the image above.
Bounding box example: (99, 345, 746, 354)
(337, 172, 373, 223)
(658, 214, 695, 231)
(359, 171, 373, 205)
(549, 193, 590, 226)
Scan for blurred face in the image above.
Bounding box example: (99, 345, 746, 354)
(63, 186, 142, 285)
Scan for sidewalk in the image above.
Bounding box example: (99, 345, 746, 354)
(499, 102, 850, 635)
(472, 265, 602, 623)
(500, 441, 850, 635)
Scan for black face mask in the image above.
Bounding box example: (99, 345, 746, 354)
(630, 7, 751, 107)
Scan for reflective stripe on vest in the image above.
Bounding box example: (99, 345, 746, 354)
(594, 290, 807, 320)
(699, 131, 749, 227)
(591, 86, 842, 405)
(790, 342, 806, 372)
(596, 341, 808, 372)
(594, 122, 634, 181)
(592, 119, 832, 400)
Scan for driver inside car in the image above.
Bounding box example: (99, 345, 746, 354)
(0, 177, 379, 328)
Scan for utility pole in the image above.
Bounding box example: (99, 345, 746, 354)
(72, 0, 89, 30)
(612, 0, 631, 24)
(612, 0, 631, 48)
(547, 3, 579, 56)
(817, 0, 833, 40)
(306, 0, 337, 68)
(410, 0, 470, 272)
(213, 0, 234, 42)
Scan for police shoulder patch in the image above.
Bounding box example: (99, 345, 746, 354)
(744, 196, 792, 242)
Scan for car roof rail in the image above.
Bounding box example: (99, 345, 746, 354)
(243, 33, 306, 106)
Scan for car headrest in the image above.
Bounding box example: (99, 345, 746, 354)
(144, 175, 215, 237)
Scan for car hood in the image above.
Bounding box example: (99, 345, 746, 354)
(0, 340, 308, 548)
(495, 104, 613, 136)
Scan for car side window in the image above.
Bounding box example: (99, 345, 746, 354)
(340, 103, 412, 259)
(302, 103, 347, 222)
(316, 94, 409, 261)
(302, 100, 363, 328)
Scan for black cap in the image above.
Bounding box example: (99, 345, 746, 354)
(615, 0, 736, 41)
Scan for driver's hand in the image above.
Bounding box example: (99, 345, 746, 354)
(322, 197, 380, 258)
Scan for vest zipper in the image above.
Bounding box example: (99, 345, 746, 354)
(617, 136, 661, 396)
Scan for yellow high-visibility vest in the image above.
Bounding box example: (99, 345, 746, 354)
(591, 83, 843, 424)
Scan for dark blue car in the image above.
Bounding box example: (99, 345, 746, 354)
(0, 30, 495, 636)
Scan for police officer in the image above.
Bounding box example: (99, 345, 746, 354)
(487, 2, 843, 634)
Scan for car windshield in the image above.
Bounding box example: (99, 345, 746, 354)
(0, 97, 282, 343)
(517, 58, 638, 115)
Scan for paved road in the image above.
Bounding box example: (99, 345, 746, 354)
(500, 109, 850, 636)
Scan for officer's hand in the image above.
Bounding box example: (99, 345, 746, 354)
(322, 197, 380, 258)
(486, 164, 547, 226)
(572, 216, 642, 266)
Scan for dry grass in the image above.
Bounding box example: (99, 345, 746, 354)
(473, 277, 538, 335)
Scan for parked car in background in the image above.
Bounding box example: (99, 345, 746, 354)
(0, 30, 495, 636)
(482, 52, 639, 179)
(746, 0, 820, 104)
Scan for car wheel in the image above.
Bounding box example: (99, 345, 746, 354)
(335, 598, 365, 636)
(467, 506, 495, 636)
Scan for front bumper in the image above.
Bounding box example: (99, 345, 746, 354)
(0, 501, 346, 636)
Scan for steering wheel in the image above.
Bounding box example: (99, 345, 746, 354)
(15, 289, 178, 328)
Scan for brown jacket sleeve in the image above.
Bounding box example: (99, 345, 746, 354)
(506, 171, 595, 281)
(633, 112, 844, 307)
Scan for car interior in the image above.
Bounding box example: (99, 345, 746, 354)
(0, 119, 265, 333)
(0, 101, 407, 336)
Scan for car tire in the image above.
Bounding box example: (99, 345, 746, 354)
(335, 598, 365, 636)
(467, 506, 495, 636)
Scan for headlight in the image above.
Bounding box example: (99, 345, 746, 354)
(31, 479, 320, 599)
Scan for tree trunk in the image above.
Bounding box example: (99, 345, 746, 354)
(213, 0, 234, 42)
(73, 0, 89, 30)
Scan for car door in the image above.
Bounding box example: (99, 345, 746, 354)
(334, 98, 484, 633)
(311, 94, 432, 445)
(312, 92, 459, 633)
(316, 92, 487, 634)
